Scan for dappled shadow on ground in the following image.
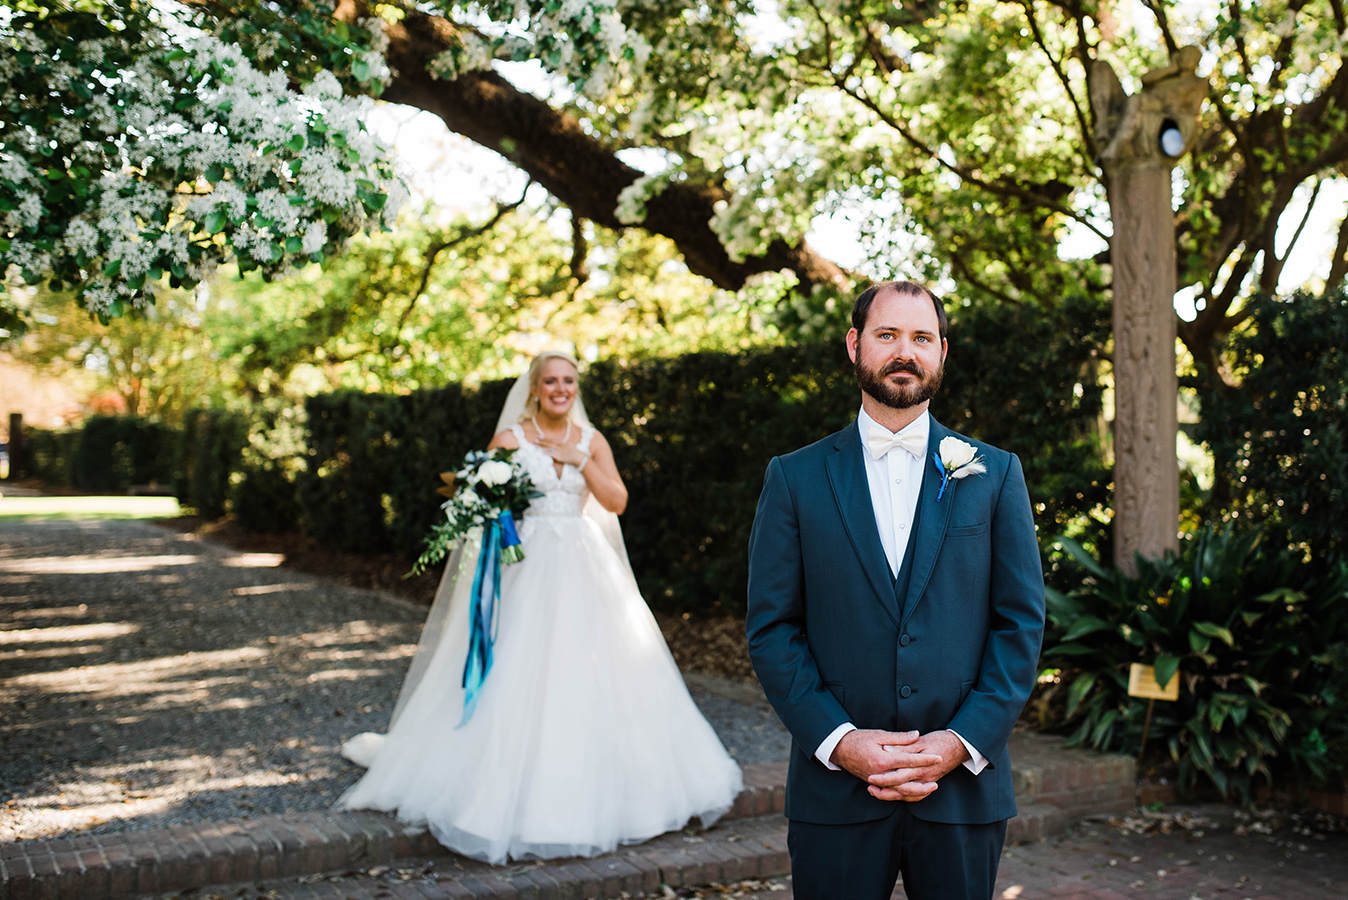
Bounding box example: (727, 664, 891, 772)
(0, 518, 426, 841)
(158, 515, 761, 681)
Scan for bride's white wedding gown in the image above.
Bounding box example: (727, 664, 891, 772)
(336, 425, 743, 864)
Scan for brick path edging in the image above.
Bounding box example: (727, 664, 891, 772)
(0, 762, 788, 900)
(0, 738, 1140, 900)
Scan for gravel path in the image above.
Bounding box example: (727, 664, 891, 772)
(0, 515, 789, 843)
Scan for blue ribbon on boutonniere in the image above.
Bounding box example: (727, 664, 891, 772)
(934, 452, 953, 501)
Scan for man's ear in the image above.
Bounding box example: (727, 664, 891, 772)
(846, 328, 859, 363)
(941, 338, 948, 365)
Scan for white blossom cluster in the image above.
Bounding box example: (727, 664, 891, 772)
(0, 14, 405, 314)
(428, 0, 649, 99)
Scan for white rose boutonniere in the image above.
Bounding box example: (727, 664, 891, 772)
(934, 436, 986, 501)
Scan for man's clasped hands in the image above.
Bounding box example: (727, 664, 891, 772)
(831, 729, 972, 802)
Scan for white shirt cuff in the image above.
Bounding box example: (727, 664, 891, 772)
(949, 729, 989, 774)
(816, 722, 857, 770)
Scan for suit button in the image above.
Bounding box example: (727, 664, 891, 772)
(900, 686, 912, 699)
(899, 634, 911, 647)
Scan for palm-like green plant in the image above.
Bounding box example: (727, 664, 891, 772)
(1040, 525, 1348, 804)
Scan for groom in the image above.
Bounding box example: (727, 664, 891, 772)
(746, 280, 1045, 900)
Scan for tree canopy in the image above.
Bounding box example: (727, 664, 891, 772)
(5, 0, 1347, 385)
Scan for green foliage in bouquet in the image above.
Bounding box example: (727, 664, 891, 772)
(407, 448, 542, 577)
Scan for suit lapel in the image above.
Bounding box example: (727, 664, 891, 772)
(901, 418, 957, 626)
(825, 421, 900, 625)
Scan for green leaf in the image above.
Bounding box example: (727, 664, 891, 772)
(1066, 671, 1098, 717)
(352, 59, 371, 82)
(102, 258, 122, 277)
(1056, 536, 1110, 581)
(1256, 587, 1304, 605)
(1060, 615, 1113, 642)
(285, 236, 303, 253)
(1153, 654, 1181, 690)
(1193, 621, 1234, 645)
(1043, 641, 1097, 657)
(204, 210, 228, 234)
(206, 163, 225, 183)
(285, 134, 306, 152)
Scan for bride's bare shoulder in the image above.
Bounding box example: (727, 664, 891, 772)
(489, 428, 521, 450)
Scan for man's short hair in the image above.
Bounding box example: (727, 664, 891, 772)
(851, 281, 948, 340)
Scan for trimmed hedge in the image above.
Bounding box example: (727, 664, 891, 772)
(18, 295, 1111, 616)
(21, 427, 78, 485)
(22, 416, 175, 492)
(177, 409, 249, 519)
(296, 294, 1110, 615)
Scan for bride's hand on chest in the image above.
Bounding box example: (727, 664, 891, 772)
(535, 435, 589, 469)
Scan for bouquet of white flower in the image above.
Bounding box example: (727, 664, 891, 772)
(407, 448, 544, 724)
(408, 448, 543, 577)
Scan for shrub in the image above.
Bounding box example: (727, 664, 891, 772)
(177, 409, 248, 519)
(69, 415, 177, 492)
(1039, 524, 1348, 803)
(230, 404, 305, 533)
(21, 427, 78, 486)
(1198, 289, 1348, 557)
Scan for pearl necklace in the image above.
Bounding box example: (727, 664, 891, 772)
(531, 414, 571, 446)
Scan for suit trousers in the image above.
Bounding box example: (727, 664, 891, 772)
(787, 805, 1007, 900)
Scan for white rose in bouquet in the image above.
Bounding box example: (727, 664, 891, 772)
(477, 459, 514, 487)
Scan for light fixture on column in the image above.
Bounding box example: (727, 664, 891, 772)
(1159, 118, 1185, 157)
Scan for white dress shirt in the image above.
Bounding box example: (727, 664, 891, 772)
(814, 408, 988, 775)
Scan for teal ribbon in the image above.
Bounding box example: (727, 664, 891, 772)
(933, 452, 952, 501)
(459, 520, 503, 725)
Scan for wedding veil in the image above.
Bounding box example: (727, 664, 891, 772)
(383, 353, 636, 732)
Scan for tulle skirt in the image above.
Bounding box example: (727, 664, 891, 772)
(335, 514, 743, 864)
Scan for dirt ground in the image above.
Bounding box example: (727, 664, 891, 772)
(151, 514, 759, 681)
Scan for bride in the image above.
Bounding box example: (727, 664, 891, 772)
(336, 350, 743, 864)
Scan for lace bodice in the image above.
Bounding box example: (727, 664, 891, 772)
(511, 424, 594, 518)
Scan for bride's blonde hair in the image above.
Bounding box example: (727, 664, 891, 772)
(522, 351, 582, 420)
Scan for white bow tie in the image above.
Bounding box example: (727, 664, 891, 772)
(866, 424, 926, 460)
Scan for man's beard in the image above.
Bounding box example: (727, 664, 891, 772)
(855, 356, 944, 410)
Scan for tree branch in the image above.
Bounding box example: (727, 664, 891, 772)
(378, 10, 850, 297)
(1328, 208, 1348, 288)
(388, 189, 530, 341)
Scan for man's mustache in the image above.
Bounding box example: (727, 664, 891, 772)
(881, 360, 924, 377)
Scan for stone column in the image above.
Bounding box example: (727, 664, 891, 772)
(1090, 47, 1207, 574)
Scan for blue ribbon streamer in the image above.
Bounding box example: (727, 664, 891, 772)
(498, 510, 524, 563)
(459, 520, 503, 725)
(933, 451, 951, 501)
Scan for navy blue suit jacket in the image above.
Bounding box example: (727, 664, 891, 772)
(746, 417, 1045, 826)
